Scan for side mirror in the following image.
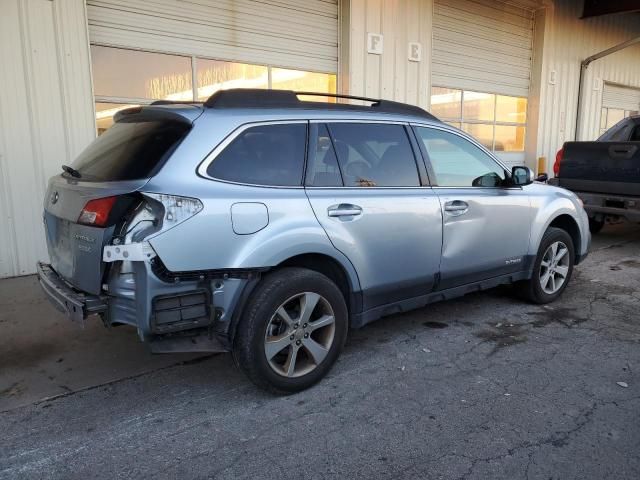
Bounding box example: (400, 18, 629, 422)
(511, 166, 534, 186)
(535, 173, 548, 183)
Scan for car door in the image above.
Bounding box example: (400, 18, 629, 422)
(305, 121, 442, 311)
(413, 125, 532, 290)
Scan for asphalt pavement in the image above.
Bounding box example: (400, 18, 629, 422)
(1, 224, 639, 479)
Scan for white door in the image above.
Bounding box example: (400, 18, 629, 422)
(87, 0, 338, 74)
(431, 0, 534, 169)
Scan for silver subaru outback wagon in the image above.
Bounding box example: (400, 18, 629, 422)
(38, 89, 590, 393)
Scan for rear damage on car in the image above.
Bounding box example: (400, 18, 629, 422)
(38, 105, 249, 353)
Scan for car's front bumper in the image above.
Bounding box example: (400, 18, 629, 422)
(36, 262, 107, 323)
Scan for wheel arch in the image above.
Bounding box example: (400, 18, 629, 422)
(528, 189, 586, 260)
(549, 214, 581, 258)
(228, 251, 362, 344)
(278, 253, 358, 314)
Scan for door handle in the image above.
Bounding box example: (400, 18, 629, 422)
(328, 204, 363, 217)
(444, 200, 469, 216)
(609, 144, 637, 158)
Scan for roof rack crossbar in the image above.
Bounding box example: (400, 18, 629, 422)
(202, 89, 437, 120)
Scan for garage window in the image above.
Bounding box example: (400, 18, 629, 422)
(600, 107, 639, 137)
(430, 87, 527, 152)
(91, 45, 336, 135)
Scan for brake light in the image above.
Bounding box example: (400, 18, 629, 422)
(78, 196, 117, 227)
(553, 148, 564, 176)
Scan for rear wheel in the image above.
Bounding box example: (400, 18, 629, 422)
(589, 217, 605, 234)
(233, 268, 348, 394)
(517, 227, 575, 304)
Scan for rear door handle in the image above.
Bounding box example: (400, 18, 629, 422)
(328, 204, 363, 217)
(444, 200, 469, 216)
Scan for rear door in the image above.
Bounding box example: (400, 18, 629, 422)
(413, 125, 532, 289)
(305, 122, 442, 311)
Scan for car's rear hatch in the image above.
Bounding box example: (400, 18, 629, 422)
(43, 105, 199, 294)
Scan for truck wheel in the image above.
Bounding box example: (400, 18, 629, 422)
(517, 227, 575, 304)
(589, 217, 605, 234)
(233, 267, 348, 394)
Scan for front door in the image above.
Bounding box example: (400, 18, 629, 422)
(305, 122, 442, 311)
(413, 125, 532, 290)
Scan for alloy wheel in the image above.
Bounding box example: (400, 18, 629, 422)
(264, 292, 336, 378)
(539, 241, 570, 294)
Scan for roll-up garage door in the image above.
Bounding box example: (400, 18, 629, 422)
(602, 83, 640, 112)
(432, 0, 534, 98)
(86, 0, 338, 74)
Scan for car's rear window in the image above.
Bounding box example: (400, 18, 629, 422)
(71, 120, 190, 181)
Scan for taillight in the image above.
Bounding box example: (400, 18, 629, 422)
(553, 148, 564, 176)
(78, 196, 117, 227)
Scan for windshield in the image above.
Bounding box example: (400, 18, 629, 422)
(71, 120, 190, 181)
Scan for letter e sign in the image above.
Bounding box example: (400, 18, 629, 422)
(408, 42, 421, 62)
(367, 33, 383, 55)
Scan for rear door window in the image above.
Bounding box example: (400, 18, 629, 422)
(207, 123, 307, 186)
(72, 120, 190, 181)
(326, 123, 420, 187)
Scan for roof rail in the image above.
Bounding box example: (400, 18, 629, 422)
(150, 100, 204, 106)
(203, 88, 437, 120)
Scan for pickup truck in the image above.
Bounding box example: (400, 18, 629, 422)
(550, 115, 640, 233)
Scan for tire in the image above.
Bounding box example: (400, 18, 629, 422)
(233, 267, 348, 394)
(517, 227, 575, 304)
(589, 217, 605, 234)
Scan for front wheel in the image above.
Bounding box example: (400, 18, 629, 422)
(233, 268, 348, 394)
(517, 227, 575, 304)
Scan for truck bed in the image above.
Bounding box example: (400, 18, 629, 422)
(557, 141, 640, 197)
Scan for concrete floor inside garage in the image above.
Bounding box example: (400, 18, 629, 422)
(0, 224, 639, 479)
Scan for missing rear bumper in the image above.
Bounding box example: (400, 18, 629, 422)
(37, 262, 107, 323)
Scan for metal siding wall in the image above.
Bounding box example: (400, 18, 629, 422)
(432, 0, 534, 97)
(602, 83, 640, 111)
(0, 0, 94, 278)
(87, 0, 339, 73)
(346, 0, 432, 109)
(534, 0, 640, 173)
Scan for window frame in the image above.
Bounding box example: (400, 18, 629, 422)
(411, 123, 518, 190)
(197, 120, 309, 189)
(304, 120, 431, 189)
(429, 86, 528, 153)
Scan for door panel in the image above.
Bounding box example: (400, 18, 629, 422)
(306, 188, 443, 309)
(435, 188, 531, 289)
(413, 125, 532, 289)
